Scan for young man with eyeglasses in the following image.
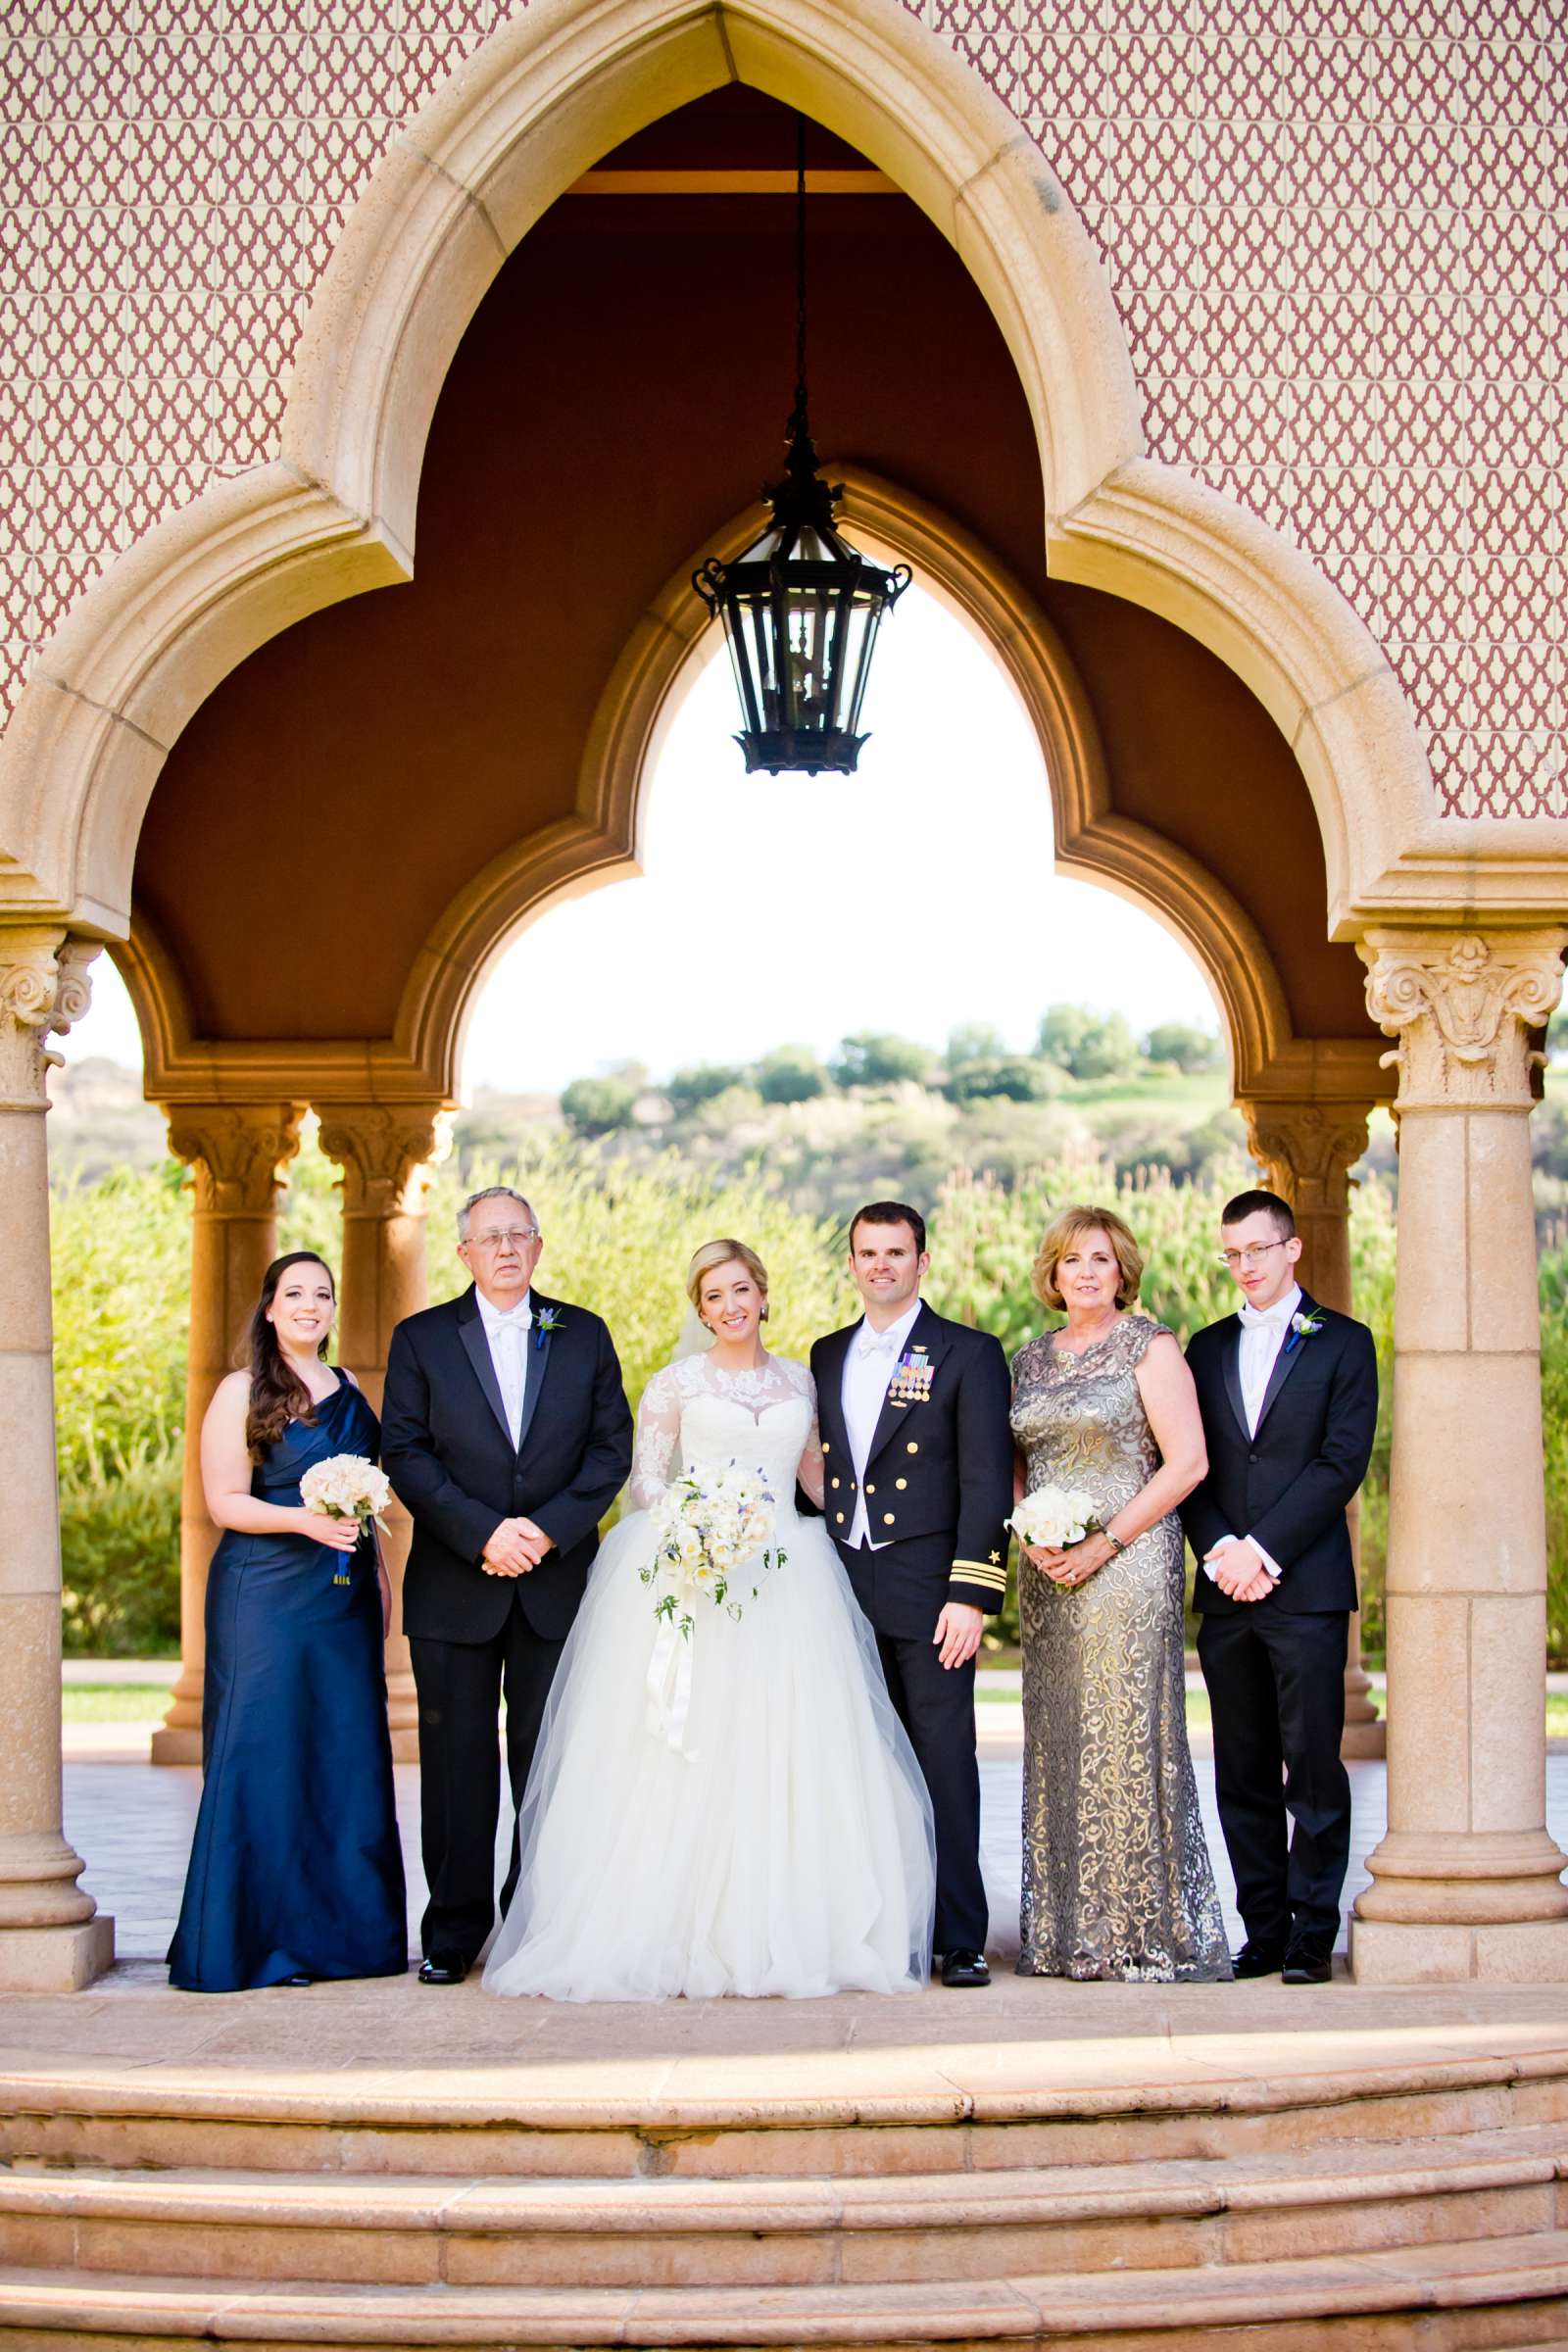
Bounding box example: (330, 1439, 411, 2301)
(381, 1186, 632, 1983)
(1180, 1188, 1378, 1984)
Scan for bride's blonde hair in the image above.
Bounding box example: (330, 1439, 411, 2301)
(686, 1239, 770, 1323)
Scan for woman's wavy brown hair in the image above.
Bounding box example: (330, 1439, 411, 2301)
(244, 1252, 335, 1459)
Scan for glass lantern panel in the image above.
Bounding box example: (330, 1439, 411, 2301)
(838, 588, 881, 735)
(784, 588, 832, 730)
(719, 602, 761, 735)
(747, 594, 783, 730)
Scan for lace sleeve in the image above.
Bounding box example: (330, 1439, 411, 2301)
(629, 1365, 682, 1508)
(788, 1360, 825, 1509)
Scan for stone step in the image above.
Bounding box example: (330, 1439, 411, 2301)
(3, 2233, 1568, 2347)
(4, 2051, 1567, 2180)
(0, 2125, 1563, 2288)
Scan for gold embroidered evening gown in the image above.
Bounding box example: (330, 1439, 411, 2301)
(1010, 1314, 1231, 1982)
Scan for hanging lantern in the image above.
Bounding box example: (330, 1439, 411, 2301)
(693, 121, 910, 775)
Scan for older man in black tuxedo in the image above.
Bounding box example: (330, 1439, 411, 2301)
(381, 1186, 632, 1983)
(811, 1201, 1013, 1987)
(1181, 1187, 1378, 1984)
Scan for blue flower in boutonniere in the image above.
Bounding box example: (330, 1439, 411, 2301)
(534, 1306, 563, 1351)
(1285, 1308, 1325, 1355)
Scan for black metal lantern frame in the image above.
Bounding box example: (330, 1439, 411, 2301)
(694, 120, 910, 776)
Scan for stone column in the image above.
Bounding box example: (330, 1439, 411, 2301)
(0, 928, 115, 1988)
(1351, 926, 1568, 1982)
(318, 1102, 453, 1762)
(1241, 1098, 1384, 1758)
(150, 1103, 306, 1766)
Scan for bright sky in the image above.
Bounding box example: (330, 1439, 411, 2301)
(64, 587, 1221, 1088)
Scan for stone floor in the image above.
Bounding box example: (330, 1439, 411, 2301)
(63, 1742, 1427, 1969)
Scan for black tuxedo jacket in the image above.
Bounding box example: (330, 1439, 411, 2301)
(1181, 1292, 1378, 1617)
(381, 1285, 633, 1644)
(810, 1301, 1013, 1638)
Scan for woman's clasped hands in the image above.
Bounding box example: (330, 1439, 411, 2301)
(1025, 1530, 1117, 1589)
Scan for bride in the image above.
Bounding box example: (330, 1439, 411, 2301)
(483, 1239, 936, 2001)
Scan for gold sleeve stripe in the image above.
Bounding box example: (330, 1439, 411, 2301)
(952, 1562, 1008, 1589)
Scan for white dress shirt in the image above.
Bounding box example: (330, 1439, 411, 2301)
(477, 1287, 534, 1448)
(841, 1298, 923, 1551)
(1203, 1281, 1299, 1586)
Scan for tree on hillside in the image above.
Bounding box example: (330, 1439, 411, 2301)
(560, 1075, 637, 1136)
(948, 1054, 1064, 1104)
(1143, 1021, 1223, 1074)
(830, 1032, 934, 1089)
(945, 1021, 1005, 1073)
(665, 1063, 745, 1116)
(1035, 1004, 1139, 1080)
(756, 1045, 830, 1103)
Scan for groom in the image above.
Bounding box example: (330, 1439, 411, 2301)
(1181, 1187, 1378, 1984)
(812, 1201, 1013, 1987)
(381, 1186, 632, 1983)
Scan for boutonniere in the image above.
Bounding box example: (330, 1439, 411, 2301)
(534, 1306, 563, 1351)
(1284, 1309, 1324, 1354)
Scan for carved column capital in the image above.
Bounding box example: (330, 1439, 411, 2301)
(1239, 1100, 1372, 1216)
(1359, 928, 1567, 1112)
(0, 927, 100, 1107)
(316, 1102, 455, 1219)
(164, 1102, 308, 1215)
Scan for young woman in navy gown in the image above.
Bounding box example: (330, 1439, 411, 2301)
(168, 1251, 408, 1990)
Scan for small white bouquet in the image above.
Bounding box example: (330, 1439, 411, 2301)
(642, 1463, 786, 1756)
(1008, 1483, 1102, 1553)
(298, 1452, 393, 1586)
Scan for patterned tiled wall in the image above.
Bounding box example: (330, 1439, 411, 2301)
(2, 0, 1563, 816)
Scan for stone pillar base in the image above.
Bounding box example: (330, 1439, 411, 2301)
(1342, 1717, 1387, 1760)
(148, 1726, 203, 1766)
(0, 1914, 115, 1992)
(1350, 1915, 1568, 1984)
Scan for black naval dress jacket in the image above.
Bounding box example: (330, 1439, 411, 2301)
(809, 1301, 1014, 1634)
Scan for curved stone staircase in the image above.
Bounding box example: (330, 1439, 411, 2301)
(3, 2043, 1568, 2347)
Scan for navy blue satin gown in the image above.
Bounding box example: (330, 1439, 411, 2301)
(168, 1380, 408, 1990)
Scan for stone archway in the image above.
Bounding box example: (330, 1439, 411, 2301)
(0, 0, 1438, 950)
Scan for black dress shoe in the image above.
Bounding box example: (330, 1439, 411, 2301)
(1233, 1941, 1286, 1979)
(279, 1973, 314, 1987)
(1282, 1946, 1333, 1984)
(417, 1953, 470, 1985)
(941, 1948, 991, 1988)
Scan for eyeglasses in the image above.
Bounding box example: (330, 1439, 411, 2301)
(466, 1227, 541, 1250)
(1215, 1240, 1288, 1271)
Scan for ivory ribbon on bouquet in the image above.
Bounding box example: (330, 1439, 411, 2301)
(646, 1616, 699, 1758)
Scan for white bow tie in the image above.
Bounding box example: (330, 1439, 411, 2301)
(1239, 1301, 1290, 1331)
(858, 1331, 899, 1359)
(490, 1307, 532, 1331)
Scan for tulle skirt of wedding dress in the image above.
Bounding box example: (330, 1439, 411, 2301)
(482, 1507, 936, 2001)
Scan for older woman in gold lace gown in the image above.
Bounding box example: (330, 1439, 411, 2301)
(1010, 1205, 1231, 1982)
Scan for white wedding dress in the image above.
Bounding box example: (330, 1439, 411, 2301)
(483, 1353, 936, 2001)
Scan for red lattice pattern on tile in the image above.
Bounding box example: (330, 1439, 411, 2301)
(1, 0, 1563, 816)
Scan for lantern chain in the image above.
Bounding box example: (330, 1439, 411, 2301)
(790, 112, 808, 444)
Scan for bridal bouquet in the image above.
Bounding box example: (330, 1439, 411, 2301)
(1008, 1484, 1102, 1553)
(642, 1464, 784, 1640)
(641, 1462, 786, 1759)
(299, 1453, 393, 1586)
